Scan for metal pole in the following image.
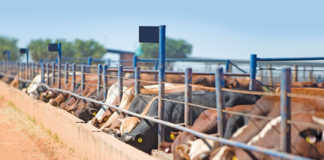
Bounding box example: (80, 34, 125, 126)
(309, 66, 314, 81)
(118, 65, 123, 103)
(158, 25, 166, 146)
(184, 68, 192, 127)
(58, 43, 62, 89)
(293, 65, 298, 82)
(303, 66, 306, 81)
(41, 63, 45, 83)
(216, 67, 225, 138)
(225, 60, 232, 73)
(88, 56, 93, 73)
(81, 65, 85, 92)
(280, 68, 291, 153)
(103, 64, 108, 101)
(135, 67, 141, 95)
(268, 64, 273, 87)
(17, 62, 20, 81)
(249, 54, 257, 90)
(88, 56, 93, 66)
(72, 64, 76, 92)
(52, 62, 55, 86)
(46, 63, 50, 85)
(133, 55, 138, 68)
(97, 64, 102, 97)
(64, 64, 69, 85)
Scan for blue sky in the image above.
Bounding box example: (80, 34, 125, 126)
(1, 0, 324, 59)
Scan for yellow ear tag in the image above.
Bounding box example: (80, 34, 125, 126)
(306, 136, 316, 144)
(170, 133, 175, 140)
(92, 112, 97, 116)
(232, 156, 238, 160)
(137, 137, 143, 143)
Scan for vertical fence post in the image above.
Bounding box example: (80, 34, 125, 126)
(216, 67, 225, 138)
(158, 25, 166, 146)
(81, 65, 85, 92)
(268, 64, 273, 87)
(88, 57, 93, 73)
(303, 66, 306, 81)
(249, 54, 257, 90)
(58, 61, 61, 89)
(32, 63, 35, 79)
(46, 63, 50, 85)
(52, 62, 56, 86)
(133, 55, 138, 68)
(88, 56, 93, 66)
(17, 62, 20, 81)
(72, 64, 76, 92)
(41, 63, 45, 83)
(135, 67, 141, 95)
(309, 66, 314, 82)
(225, 60, 232, 73)
(280, 68, 291, 153)
(97, 64, 102, 97)
(259, 64, 264, 83)
(292, 65, 298, 82)
(64, 64, 69, 85)
(118, 65, 123, 103)
(184, 68, 192, 127)
(103, 65, 108, 100)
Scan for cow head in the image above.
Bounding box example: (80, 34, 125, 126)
(299, 128, 323, 144)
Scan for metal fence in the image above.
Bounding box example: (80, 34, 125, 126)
(1, 59, 323, 159)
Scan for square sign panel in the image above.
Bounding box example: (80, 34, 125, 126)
(19, 48, 28, 54)
(139, 26, 159, 43)
(48, 43, 58, 52)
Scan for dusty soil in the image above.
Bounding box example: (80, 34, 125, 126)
(0, 96, 82, 160)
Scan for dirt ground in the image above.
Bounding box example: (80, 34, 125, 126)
(0, 96, 82, 160)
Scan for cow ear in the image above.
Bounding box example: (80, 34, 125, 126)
(299, 128, 322, 144)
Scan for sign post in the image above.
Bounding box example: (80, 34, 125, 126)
(139, 25, 166, 148)
(48, 42, 62, 88)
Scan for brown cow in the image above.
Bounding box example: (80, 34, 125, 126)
(172, 105, 253, 160)
(206, 112, 324, 160)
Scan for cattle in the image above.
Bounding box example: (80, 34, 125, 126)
(172, 105, 254, 160)
(100, 83, 216, 135)
(195, 88, 324, 160)
(121, 90, 260, 154)
(205, 112, 324, 160)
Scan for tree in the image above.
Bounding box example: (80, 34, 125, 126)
(28, 39, 57, 61)
(28, 39, 106, 62)
(0, 36, 20, 61)
(139, 37, 193, 58)
(73, 39, 106, 59)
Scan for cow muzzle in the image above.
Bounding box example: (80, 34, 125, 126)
(122, 134, 143, 144)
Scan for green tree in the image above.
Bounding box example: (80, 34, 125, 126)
(73, 39, 106, 59)
(139, 37, 193, 58)
(28, 39, 56, 61)
(28, 39, 106, 62)
(0, 36, 20, 61)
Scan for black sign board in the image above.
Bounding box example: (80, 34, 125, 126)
(19, 48, 28, 54)
(48, 43, 58, 52)
(139, 26, 159, 43)
(2, 50, 9, 55)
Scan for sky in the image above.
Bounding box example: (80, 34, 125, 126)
(1, 0, 324, 59)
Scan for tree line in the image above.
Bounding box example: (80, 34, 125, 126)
(0, 35, 193, 62)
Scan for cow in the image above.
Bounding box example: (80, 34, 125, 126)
(205, 112, 324, 160)
(100, 83, 216, 135)
(121, 90, 260, 154)
(172, 105, 254, 160)
(197, 88, 324, 160)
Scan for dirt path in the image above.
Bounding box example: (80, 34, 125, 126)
(0, 97, 82, 160)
